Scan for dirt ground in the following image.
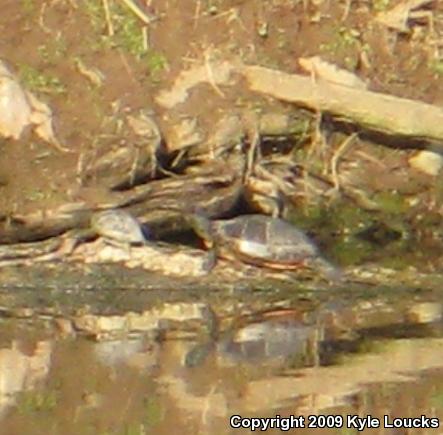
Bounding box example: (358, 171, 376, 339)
(1, 0, 443, 216)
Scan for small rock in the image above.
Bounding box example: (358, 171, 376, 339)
(407, 302, 442, 324)
(408, 150, 443, 176)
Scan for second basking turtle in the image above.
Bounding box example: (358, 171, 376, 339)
(188, 214, 340, 280)
(91, 209, 147, 246)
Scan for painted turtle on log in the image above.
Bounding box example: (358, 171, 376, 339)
(91, 209, 147, 245)
(188, 214, 341, 280)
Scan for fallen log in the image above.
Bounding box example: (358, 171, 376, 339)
(0, 161, 242, 244)
(242, 65, 443, 146)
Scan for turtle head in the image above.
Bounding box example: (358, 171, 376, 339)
(309, 257, 343, 283)
(185, 213, 215, 248)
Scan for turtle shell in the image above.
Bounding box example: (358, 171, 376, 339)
(211, 215, 319, 269)
(91, 210, 146, 244)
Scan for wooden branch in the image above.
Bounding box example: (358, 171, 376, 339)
(242, 65, 443, 147)
(0, 162, 242, 244)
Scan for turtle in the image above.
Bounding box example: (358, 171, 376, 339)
(188, 214, 341, 280)
(90, 209, 147, 246)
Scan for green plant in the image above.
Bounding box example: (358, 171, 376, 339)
(17, 390, 58, 414)
(373, 0, 391, 12)
(21, 0, 35, 14)
(37, 37, 68, 65)
(429, 59, 443, 76)
(19, 64, 66, 94)
(145, 51, 168, 78)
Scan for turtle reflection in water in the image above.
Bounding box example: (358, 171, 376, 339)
(91, 209, 147, 248)
(189, 214, 341, 281)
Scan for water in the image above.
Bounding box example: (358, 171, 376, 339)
(0, 283, 442, 435)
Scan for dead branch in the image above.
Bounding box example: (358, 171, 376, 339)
(242, 65, 443, 147)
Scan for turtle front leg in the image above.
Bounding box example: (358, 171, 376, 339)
(102, 238, 133, 256)
(202, 248, 217, 272)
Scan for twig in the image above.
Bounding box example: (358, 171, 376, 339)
(118, 50, 137, 84)
(244, 118, 260, 183)
(102, 0, 114, 36)
(203, 48, 226, 98)
(38, 3, 51, 33)
(341, 0, 352, 21)
(129, 146, 141, 186)
(194, 0, 202, 29)
(330, 132, 357, 191)
(142, 26, 149, 51)
(119, 0, 155, 24)
(170, 148, 188, 169)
